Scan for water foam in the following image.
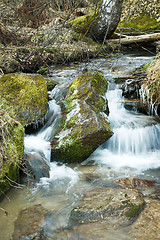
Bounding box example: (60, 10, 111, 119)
(87, 87, 160, 177)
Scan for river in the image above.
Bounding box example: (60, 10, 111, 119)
(0, 50, 160, 239)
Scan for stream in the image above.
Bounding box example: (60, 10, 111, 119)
(0, 50, 160, 240)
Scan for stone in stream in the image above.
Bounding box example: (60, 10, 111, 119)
(12, 204, 54, 240)
(50, 71, 113, 163)
(22, 153, 50, 180)
(130, 198, 160, 240)
(114, 177, 160, 199)
(114, 177, 157, 189)
(70, 187, 145, 227)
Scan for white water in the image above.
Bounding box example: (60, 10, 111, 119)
(86, 87, 160, 179)
(24, 99, 80, 190)
(24, 100, 61, 161)
(1, 53, 160, 240)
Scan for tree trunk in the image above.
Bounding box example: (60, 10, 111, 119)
(91, 0, 124, 42)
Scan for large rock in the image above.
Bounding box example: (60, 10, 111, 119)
(0, 109, 24, 198)
(0, 73, 48, 126)
(51, 71, 113, 163)
(70, 187, 145, 227)
(12, 204, 53, 240)
(69, 0, 123, 41)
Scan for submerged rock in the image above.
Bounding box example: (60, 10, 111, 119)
(22, 153, 50, 180)
(0, 73, 48, 126)
(12, 204, 52, 240)
(114, 177, 157, 189)
(0, 109, 24, 198)
(130, 198, 160, 240)
(70, 187, 145, 227)
(51, 71, 113, 163)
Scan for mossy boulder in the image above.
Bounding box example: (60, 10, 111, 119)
(51, 71, 113, 163)
(0, 73, 48, 126)
(68, 11, 99, 35)
(70, 187, 145, 227)
(0, 109, 24, 198)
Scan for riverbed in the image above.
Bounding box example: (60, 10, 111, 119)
(0, 49, 160, 240)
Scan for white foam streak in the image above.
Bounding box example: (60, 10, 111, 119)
(39, 162, 79, 193)
(24, 136, 51, 161)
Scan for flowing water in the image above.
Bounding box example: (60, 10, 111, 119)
(0, 51, 160, 240)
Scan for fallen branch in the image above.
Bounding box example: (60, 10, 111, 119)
(108, 33, 160, 45)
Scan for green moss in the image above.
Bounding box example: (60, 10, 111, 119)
(0, 73, 48, 125)
(68, 11, 99, 35)
(0, 109, 24, 196)
(54, 139, 93, 163)
(118, 13, 160, 33)
(125, 202, 144, 220)
(145, 59, 160, 103)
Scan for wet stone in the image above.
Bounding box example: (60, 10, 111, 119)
(113, 177, 159, 198)
(130, 198, 160, 240)
(22, 153, 50, 180)
(114, 177, 157, 189)
(12, 204, 52, 240)
(70, 187, 145, 228)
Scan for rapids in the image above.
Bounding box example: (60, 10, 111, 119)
(0, 51, 160, 240)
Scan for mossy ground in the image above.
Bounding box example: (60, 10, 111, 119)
(118, 0, 160, 34)
(118, 13, 160, 34)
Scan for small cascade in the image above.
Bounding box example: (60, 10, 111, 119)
(24, 97, 79, 190)
(24, 99, 61, 161)
(87, 86, 160, 176)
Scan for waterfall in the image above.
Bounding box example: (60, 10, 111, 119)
(24, 99, 61, 161)
(24, 98, 79, 189)
(86, 86, 160, 176)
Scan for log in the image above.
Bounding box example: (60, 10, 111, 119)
(108, 33, 160, 45)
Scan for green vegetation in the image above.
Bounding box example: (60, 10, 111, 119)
(118, 13, 160, 33)
(0, 73, 48, 125)
(37, 66, 48, 75)
(142, 62, 152, 71)
(0, 108, 24, 196)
